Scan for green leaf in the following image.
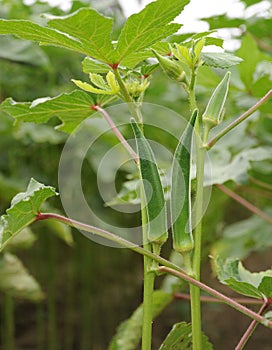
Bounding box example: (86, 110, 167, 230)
(45, 8, 114, 63)
(159, 322, 213, 349)
(115, 0, 189, 64)
(0, 253, 44, 301)
(0, 36, 49, 66)
(1, 90, 107, 134)
(211, 209, 272, 259)
(0, 178, 57, 252)
(0, 19, 84, 55)
(236, 33, 262, 90)
(201, 52, 243, 68)
(131, 119, 168, 244)
(206, 146, 272, 185)
(259, 277, 272, 299)
(82, 57, 110, 74)
(201, 15, 245, 30)
(109, 290, 172, 350)
(214, 257, 272, 299)
(0, 8, 115, 61)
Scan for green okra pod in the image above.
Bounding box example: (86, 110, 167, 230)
(152, 49, 186, 82)
(171, 109, 198, 253)
(202, 71, 231, 129)
(131, 119, 168, 245)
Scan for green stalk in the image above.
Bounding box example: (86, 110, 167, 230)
(190, 143, 206, 350)
(188, 66, 197, 111)
(140, 169, 155, 350)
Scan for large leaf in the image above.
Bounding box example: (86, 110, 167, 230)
(211, 209, 272, 259)
(201, 52, 243, 69)
(109, 290, 172, 350)
(0, 178, 57, 252)
(0, 2, 188, 68)
(214, 257, 272, 299)
(0, 18, 84, 55)
(115, 0, 189, 64)
(206, 146, 272, 185)
(159, 322, 213, 350)
(45, 8, 114, 63)
(1, 90, 104, 134)
(0, 253, 44, 301)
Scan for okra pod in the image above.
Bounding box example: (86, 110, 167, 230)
(131, 119, 168, 245)
(152, 49, 186, 82)
(171, 109, 198, 253)
(202, 71, 231, 129)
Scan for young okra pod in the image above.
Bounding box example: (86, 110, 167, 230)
(202, 71, 231, 130)
(131, 119, 168, 245)
(171, 109, 198, 253)
(152, 49, 186, 83)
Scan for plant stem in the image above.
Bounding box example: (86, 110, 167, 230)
(36, 212, 186, 275)
(188, 66, 197, 111)
(190, 141, 206, 350)
(114, 68, 142, 123)
(95, 106, 139, 164)
(140, 166, 154, 350)
(174, 293, 264, 305)
(142, 255, 155, 350)
(158, 266, 272, 328)
(235, 301, 270, 350)
(206, 89, 272, 149)
(216, 184, 272, 225)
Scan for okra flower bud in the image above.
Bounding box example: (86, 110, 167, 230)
(152, 49, 186, 82)
(202, 71, 231, 129)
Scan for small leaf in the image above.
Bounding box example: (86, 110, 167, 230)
(0, 90, 111, 133)
(259, 277, 272, 299)
(0, 253, 44, 301)
(201, 52, 243, 68)
(109, 290, 172, 350)
(214, 257, 272, 299)
(115, 0, 189, 64)
(0, 178, 57, 252)
(159, 322, 213, 349)
(193, 38, 206, 63)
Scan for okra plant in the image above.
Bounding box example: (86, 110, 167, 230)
(0, 0, 272, 349)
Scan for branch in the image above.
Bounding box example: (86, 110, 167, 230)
(235, 300, 270, 350)
(36, 212, 185, 274)
(216, 184, 272, 225)
(158, 266, 272, 328)
(206, 90, 272, 149)
(94, 106, 139, 164)
(174, 293, 263, 305)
